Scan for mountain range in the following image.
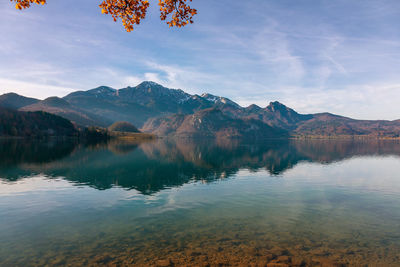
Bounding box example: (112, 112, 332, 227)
(1, 81, 400, 138)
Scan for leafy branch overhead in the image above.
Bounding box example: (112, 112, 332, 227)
(11, 0, 197, 32)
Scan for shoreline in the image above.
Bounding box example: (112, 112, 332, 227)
(1, 134, 400, 141)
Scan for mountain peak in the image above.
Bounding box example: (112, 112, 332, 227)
(1, 92, 19, 97)
(263, 100, 313, 129)
(267, 101, 288, 110)
(64, 86, 117, 100)
(266, 101, 298, 114)
(246, 104, 262, 111)
(90, 85, 115, 91)
(87, 86, 116, 95)
(201, 93, 240, 107)
(42, 97, 71, 108)
(138, 81, 163, 87)
(0, 92, 39, 110)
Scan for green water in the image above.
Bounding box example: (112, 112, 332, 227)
(0, 139, 400, 266)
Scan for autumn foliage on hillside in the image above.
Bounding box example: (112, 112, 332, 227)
(11, 0, 197, 32)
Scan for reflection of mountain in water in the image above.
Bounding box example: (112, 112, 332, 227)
(1, 138, 400, 194)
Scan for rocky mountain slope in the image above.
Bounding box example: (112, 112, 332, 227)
(142, 108, 288, 138)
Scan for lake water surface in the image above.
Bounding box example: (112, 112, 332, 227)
(0, 138, 400, 266)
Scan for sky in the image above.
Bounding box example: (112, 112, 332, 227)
(1, 0, 400, 120)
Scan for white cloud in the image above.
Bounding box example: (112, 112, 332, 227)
(144, 72, 162, 84)
(123, 76, 143, 87)
(279, 83, 400, 120)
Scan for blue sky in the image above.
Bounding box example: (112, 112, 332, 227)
(1, 0, 400, 119)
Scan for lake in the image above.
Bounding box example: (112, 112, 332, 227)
(0, 138, 400, 266)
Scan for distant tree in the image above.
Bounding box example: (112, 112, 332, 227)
(11, 0, 197, 32)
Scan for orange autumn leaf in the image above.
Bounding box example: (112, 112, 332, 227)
(11, 0, 45, 9)
(10, 0, 197, 32)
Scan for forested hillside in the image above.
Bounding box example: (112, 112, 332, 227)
(0, 108, 78, 137)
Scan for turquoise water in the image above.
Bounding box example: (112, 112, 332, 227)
(0, 139, 400, 266)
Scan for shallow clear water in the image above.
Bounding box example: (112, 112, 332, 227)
(0, 139, 400, 266)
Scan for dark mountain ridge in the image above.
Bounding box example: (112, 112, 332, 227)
(0, 93, 39, 110)
(1, 81, 399, 138)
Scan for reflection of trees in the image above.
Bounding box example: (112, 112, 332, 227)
(0, 139, 76, 166)
(0, 139, 77, 180)
(107, 141, 139, 155)
(1, 138, 400, 194)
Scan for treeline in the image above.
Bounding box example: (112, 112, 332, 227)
(0, 108, 151, 143)
(80, 126, 111, 143)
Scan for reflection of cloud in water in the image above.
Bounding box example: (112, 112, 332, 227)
(0, 175, 144, 212)
(285, 156, 400, 195)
